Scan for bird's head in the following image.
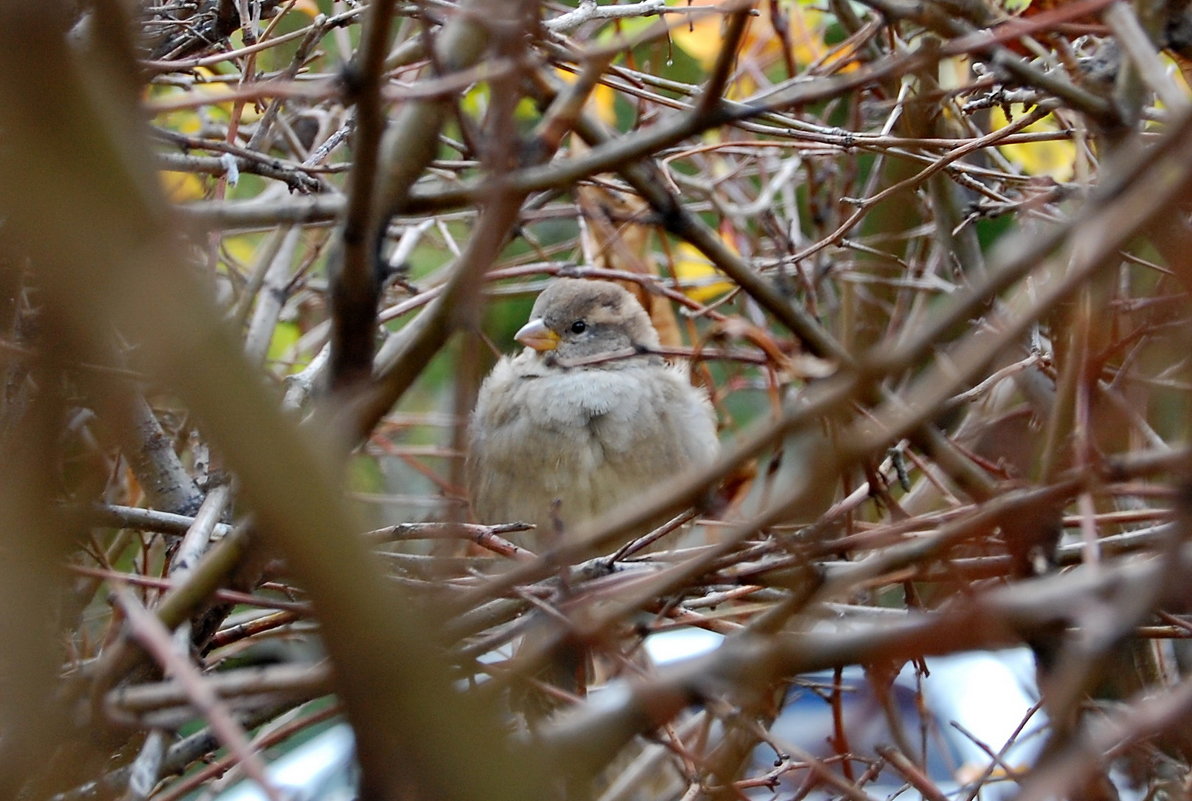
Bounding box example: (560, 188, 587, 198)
(515, 278, 660, 364)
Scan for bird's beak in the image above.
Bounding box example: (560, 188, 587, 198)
(515, 318, 559, 351)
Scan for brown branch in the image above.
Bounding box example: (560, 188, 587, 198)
(541, 537, 1192, 770)
(328, 0, 397, 392)
(112, 584, 286, 801)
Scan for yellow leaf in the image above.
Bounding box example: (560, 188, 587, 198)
(267, 320, 303, 369)
(291, 0, 321, 16)
(461, 83, 488, 117)
(555, 66, 618, 126)
(222, 234, 261, 269)
(671, 3, 736, 71)
(672, 241, 733, 302)
(149, 66, 263, 125)
(991, 104, 1075, 181)
(159, 170, 206, 202)
(671, 0, 843, 91)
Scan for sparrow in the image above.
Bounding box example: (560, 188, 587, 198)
(467, 278, 719, 548)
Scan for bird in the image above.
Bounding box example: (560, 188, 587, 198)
(467, 278, 719, 550)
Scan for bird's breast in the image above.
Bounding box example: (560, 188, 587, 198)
(468, 356, 718, 539)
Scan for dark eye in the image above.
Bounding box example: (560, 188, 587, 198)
(569, 320, 587, 334)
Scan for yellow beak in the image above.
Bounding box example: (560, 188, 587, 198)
(515, 318, 560, 351)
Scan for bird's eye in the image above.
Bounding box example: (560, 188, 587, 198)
(569, 320, 588, 334)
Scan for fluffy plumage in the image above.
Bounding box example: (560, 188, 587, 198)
(467, 278, 719, 546)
